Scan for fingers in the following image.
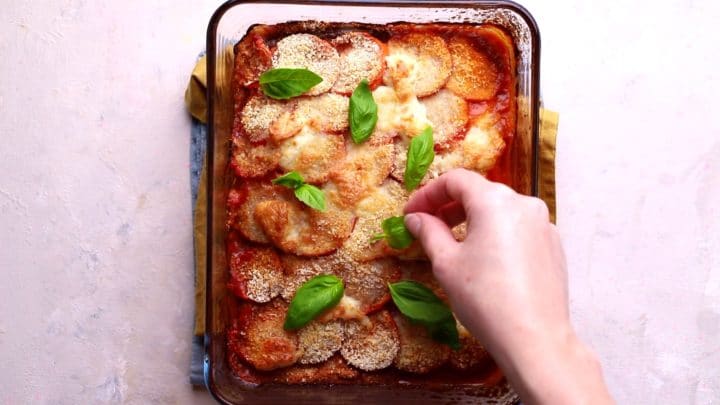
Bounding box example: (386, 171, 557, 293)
(404, 169, 489, 215)
(436, 201, 466, 228)
(404, 213, 458, 262)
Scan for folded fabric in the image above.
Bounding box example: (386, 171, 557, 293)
(184, 57, 559, 386)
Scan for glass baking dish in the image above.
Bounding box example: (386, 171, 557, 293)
(204, 1, 541, 403)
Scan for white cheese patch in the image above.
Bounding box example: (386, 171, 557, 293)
(279, 126, 317, 169)
(373, 85, 430, 140)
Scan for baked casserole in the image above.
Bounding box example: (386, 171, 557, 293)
(224, 21, 517, 385)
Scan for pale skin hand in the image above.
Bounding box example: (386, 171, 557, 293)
(404, 169, 613, 405)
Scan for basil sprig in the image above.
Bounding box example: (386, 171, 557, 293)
(371, 216, 415, 249)
(349, 79, 378, 144)
(259, 68, 323, 100)
(404, 126, 435, 191)
(284, 275, 344, 330)
(272, 171, 326, 211)
(388, 281, 460, 350)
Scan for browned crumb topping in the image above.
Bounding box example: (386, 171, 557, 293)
(230, 300, 301, 371)
(274, 354, 359, 384)
(341, 311, 399, 371)
(298, 320, 344, 364)
(338, 259, 400, 313)
(272, 33, 339, 95)
(231, 135, 280, 178)
(449, 323, 490, 370)
(227, 240, 284, 303)
(392, 312, 450, 373)
(280, 254, 345, 301)
(421, 88, 469, 149)
(240, 94, 291, 142)
(331, 32, 384, 94)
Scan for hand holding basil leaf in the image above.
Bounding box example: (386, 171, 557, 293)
(259, 68, 323, 100)
(388, 280, 460, 350)
(371, 216, 415, 249)
(404, 126, 435, 191)
(349, 79, 378, 144)
(284, 275, 344, 330)
(272, 171, 326, 211)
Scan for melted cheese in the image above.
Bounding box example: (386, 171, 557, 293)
(384, 52, 420, 100)
(461, 117, 505, 173)
(317, 295, 367, 324)
(373, 85, 430, 139)
(279, 127, 316, 169)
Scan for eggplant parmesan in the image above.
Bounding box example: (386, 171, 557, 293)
(225, 21, 516, 385)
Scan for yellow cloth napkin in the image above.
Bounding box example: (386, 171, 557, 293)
(185, 59, 559, 335)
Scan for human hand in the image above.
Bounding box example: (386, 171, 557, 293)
(404, 169, 612, 405)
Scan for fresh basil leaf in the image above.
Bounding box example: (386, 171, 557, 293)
(272, 171, 304, 189)
(294, 184, 326, 211)
(428, 319, 461, 350)
(404, 126, 435, 191)
(380, 216, 414, 249)
(259, 68, 323, 100)
(349, 79, 378, 144)
(388, 280, 453, 324)
(388, 280, 460, 349)
(284, 275, 344, 330)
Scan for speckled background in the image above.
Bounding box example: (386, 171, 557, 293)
(0, 0, 718, 404)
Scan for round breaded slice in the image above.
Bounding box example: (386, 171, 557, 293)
(339, 180, 408, 262)
(392, 312, 450, 373)
(446, 36, 500, 101)
(389, 139, 409, 183)
(461, 114, 506, 174)
(331, 32, 386, 94)
(399, 261, 447, 303)
(254, 198, 355, 257)
(227, 350, 262, 385)
(274, 354, 360, 384)
(226, 235, 283, 303)
(297, 319, 344, 365)
(386, 32, 452, 97)
(279, 254, 331, 301)
(278, 127, 346, 184)
(230, 134, 280, 178)
(233, 33, 273, 86)
(328, 142, 394, 209)
(341, 310, 399, 371)
(227, 299, 300, 371)
(421, 88, 469, 150)
(272, 93, 349, 141)
(298, 93, 349, 133)
(280, 254, 359, 302)
(241, 94, 293, 143)
(228, 181, 291, 244)
(272, 33, 340, 96)
(449, 322, 490, 370)
(338, 259, 401, 314)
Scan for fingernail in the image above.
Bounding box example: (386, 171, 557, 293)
(404, 214, 421, 235)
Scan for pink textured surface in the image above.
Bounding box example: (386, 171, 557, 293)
(0, 0, 718, 404)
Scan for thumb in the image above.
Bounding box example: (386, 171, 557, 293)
(404, 213, 458, 262)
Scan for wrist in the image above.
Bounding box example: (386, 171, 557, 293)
(497, 326, 612, 405)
